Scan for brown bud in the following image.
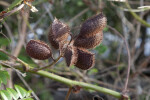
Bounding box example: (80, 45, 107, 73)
(79, 13, 107, 37)
(64, 46, 78, 67)
(75, 48, 95, 70)
(26, 40, 52, 60)
(74, 32, 103, 49)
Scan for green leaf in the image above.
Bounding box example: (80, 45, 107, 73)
(23, 98, 33, 100)
(0, 38, 10, 47)
(95, 44, 107, 55)
(88, 68, 98, 75)
(0, 71, 8, 85)
(0, 64, 2, 70)
(7, 0, 23, 11)
(26, 90, 32, 97)
(7, 88, 19, 100)
(103, 27, 108, 31)
(15, 85, 27, 99)
(0, 90, 12, 100)
(3, 71, 10, 80)
(0, 52, 8, 60)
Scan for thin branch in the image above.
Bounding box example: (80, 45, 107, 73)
(125, 2, 150, 27)
(107, 25, 131, 97)
(33, 55, 62, 71)
(65, 87, 72, 100)
(0, 49, 123, 99)
(0, 4, 25, 21)
(68, 8, 89, 24)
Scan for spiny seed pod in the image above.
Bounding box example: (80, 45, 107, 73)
(48, 18, 70, 49)
(74, 32, 103, 49)
(79, 13, 107, 37)
(64, 46, 78, 67)
(49, 18, 70, 41)
(26, 40, 52, 60)
(75, 48, 95, 70)
(48, 33, 59, 49)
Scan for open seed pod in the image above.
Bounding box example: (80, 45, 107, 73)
(64, 45, 78, 67)
(26, 40, 52, 60)
(48, 18, 70, 49)
(79, 13, 107, 37)
(48, 33, 59, 49)
(74, 32, 103, 49)
(50, 18, 70, 41)
(75, 48, 95, 70)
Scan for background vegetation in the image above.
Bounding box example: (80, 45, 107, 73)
(0, 0, 150, 100)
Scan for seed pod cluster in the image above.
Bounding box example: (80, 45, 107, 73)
(64, 13, 106, 70)
(26, 40, 52, 60)
(48, 18, 70, 49)
(73, 13, 106, 49)
(26, 13, 107, 71)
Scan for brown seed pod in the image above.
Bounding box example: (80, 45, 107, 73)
(48, 18, 70, 49)
(48, 33, 59, 49)
(26, 40, 52, 60)
(74, 32, 103, 49)
(75, 48, 95, 70)
(79, 13, 107, 37)
(50, 18, 70, 41)
(64, 46, 78, 67)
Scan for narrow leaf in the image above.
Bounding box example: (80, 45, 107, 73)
(0, 90, 12, 100)
(7, 88, 19, 100)
(26, 90, 32, 97)
(15, 85, 27, 99)
(0, 71, 8, 85)
(23, 98, 33, 100)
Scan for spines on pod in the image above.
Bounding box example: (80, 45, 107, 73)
(79, 13, 107, 37)
(75, 48, 95, 70)
(26, 40, 52, 60)
(48, 18, 70, 49)
(73, 32, 103, 49)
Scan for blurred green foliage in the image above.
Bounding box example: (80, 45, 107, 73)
(95, 44, 107, 55)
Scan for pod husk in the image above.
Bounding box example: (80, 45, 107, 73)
(74, 32, 103, 49)
(48, 32, 59, 49)
(48, 18, 70, 49)
(50, 18, 70, 41)
(75, 48, 95, 70)
(79, 13, 107, 37)
(26, 40, 52, 60)
(64, 46, 78, 67)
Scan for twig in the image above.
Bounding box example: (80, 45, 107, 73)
(33, 55, 62, 71)
(125, 1, 150, 27)
(107, 25, 131, 97)
(0, 1, 9, 7)
(0, 49, 122, 99)
(0, 4, 25, 21)
(68, 8, 89, 24)
(65, 87, 72, 100)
